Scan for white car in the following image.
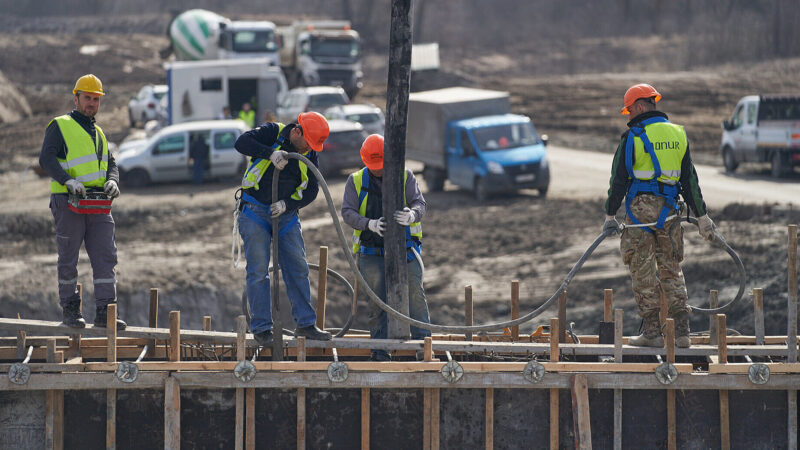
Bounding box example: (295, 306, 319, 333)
(128, 84, 168, 128)
(324, 104, 385, 135)
(117, 120, 248, 187)
(276, 86, 349, 124)
(317, 119, 369, 177)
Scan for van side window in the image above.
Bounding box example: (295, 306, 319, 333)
(214, 131, 238, 151)
(153, 135, 186, 156)
(731, 105, 744, 129)
(460, 130, 476, 156)
(746, 103, 757, 124)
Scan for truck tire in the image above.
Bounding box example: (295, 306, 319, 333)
(723, 146, 738, 173)
(423, 166, 445, 192)
(125, 168, 151, 188)
(538, 186, 548, 198)
(771, 152, 786, 178)
(475, 176, 489, 202)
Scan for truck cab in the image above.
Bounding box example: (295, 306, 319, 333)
(218, 21, 280, 67)
(445, 114, 549, 200)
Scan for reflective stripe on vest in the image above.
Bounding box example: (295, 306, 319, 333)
(629, 121, 687, 184)
(50, 115, 108, 193)
(240, 124, 312, 200)
(351, 167, 422, 254)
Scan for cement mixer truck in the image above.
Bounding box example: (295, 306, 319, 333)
(168, 9, 280, 67)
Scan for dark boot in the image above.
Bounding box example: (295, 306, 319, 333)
(294, 324, 332, 341)
(674, 312, 691, 348)
(629, 315, 664, 347)
(61, 299, 86, 328)
(94, 303, 127, 330)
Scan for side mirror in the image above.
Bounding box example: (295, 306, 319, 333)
(722, 120, 730, 130)
(540, 134, 549, 147)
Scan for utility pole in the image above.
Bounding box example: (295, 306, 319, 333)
(383, 0, 413, 339)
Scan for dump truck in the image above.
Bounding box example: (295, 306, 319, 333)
(407, 87, 550, 200)
(164, 58, 287, 125)
(277, 20, 363, 98)
(721, 94, 800, 178)
(168, 9, 280, 67)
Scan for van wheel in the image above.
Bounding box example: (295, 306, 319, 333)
(771, 152, 786, 178)
(475, 177, 489, 202)
(538, 186, 548, 198)
(126, 168, 150, 188)
(723, 146, 738, 173)
(423, 167, 445, 192)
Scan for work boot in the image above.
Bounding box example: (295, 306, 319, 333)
(629, 316, 664, 347)
(369, 351, 391, 362)
(94, 304, 127, 330)
(61, 300, 86, 329)
(294, 325, 332, 341)
(254, 330, 274, 347)
(674, 312, 691, 348)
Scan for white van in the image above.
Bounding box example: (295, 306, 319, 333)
(117, 120, 248, 187)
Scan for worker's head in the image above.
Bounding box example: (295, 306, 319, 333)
(621, 83, 661, 116)
(242, 102, 251, 111)
(72, 74, 104, 118)
(360, 134, 384, 176)
(263, 110, 277, 122)
(293, 112, 330, 152)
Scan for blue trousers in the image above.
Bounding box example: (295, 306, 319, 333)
(238, 203, 317, 334)
(359, 253, 431, 359)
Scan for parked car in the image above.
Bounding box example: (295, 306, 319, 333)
(316, 119, 369, 177)
(117, 120, 248, 187)
(324, 104, 385, 135)
(128, 84, 168, 128)
(276, 86, 349, 124)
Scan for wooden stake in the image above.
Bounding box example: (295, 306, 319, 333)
(789, 389, 798, 450)
(16, 313, 25, 359)
(667, 389, 676, 450)
(164, 376, 180, 450)
(465, 286, 473, 342)
(47, 338, 56, 364)
(169, 311, 180, 362)
(107, 303, 117, 363)
(297, 336, 306, 362)
(717, 314, 727, 364)
(614, 309, 623, 363)
(550, 317, 559, 450)
(148, 288, 158, 358)
(236, 316, 246, 449)
(485, 388, 494, 450)
(297, 387, 306, 450)
(423, 388, 431, 450)
(613, 308, 622, 449)
(203, 315, 211, 331)
(431, 388, 440, 450)
(316, 246, 328, 330)
(665, 318, 675, 364)
(570, 374, 591, 450)
(558, 292, 567, 343)
(237, 315, 247, 361)
(246, 388, 255, 450)
(511, 280, 520, 341)
(709, 290, 719, 346)
(719, 389, 730, 450)
(550, 318, 560, 363)
(361, 388, 370, 450)
(45, 390, 64, 450)
(235, 387, 244, 450)
(753, 288, 765, 345)
(424, 337, 433, 362)
(107, 389, 116, 450)
(788, 224, 798, 363)
(604, 289, 613, 323)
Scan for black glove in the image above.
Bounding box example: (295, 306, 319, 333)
(603, 215, 620, 235)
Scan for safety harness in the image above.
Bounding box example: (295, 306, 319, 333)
(624, 116, 681, 233)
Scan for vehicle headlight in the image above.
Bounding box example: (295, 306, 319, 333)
(487, 161, 504, 174)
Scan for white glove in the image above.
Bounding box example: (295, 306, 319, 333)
(65, 179, 86, 197)
(697, 214, 715, 241)
(367, 217, 386, 237)
(394, 207, 416, 226)
(270, 150, 289, 170)
(103, 180, 120, 198)
(270, 200, 286, 218)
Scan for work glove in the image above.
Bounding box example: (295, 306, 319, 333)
(270, 150, 289, 170)
(697, 214, 715, 241)
(602, 215, 620, 235)
(65, 179, 86, 197)
(367, 217, 386, 237)
(393, 207, 416, 226)
(103, 180, 120, 198)
(270, 200, 286, 218)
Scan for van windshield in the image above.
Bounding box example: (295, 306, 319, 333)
(232, 30, 278, 53)
(309, 93, 347, 108)
(472, 122, 540, 151)
(310, 37, 359, 62)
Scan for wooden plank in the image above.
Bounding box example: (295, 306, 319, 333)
(297, 336, 306, 362)
(107, 304, 117, 363)
(423, 388, 431, 450)
(164, 376, 180, 450)
(667, 389, 676, 450)
(614, 309, 623, 363)
(316, 246, 328, 330)
(717, 315, 727, 364)
(235, 387, 244, 450)
(45, 389, 64, 450)
(613, 388, 622, 450)
(465, 285, 473, 341)
(665, 318, 675, 364)
(169, 311, 180, 362)
(237, 316, 247, 361)
(571, 373, 591, 450)
(16, 313, 25, 360)
(558, 292, 567, 343)
(47, 338, 56, 363)
(550, 392, 559, 449)
(789, 224, 798, 363)
(246, 388, 255, 450)
(753, 288, 765, 345)
(297, 387, 306, 450)
(424, 337, 433, 362)
(789, 389, 798, 450)
(709, 290, 719, 345)
(719, 389, 730, 450)
(361, 388, 370, 450)
(709, 363, 800, 374)
(148, 288, 158, 358)
(431, 388, 440, 450)
(107, 389, 116, 450)
(550, 318, 559, 362)
(485, 387, 494, 450)
(604, 289, 613, 322)
(511, 280, 520, 341)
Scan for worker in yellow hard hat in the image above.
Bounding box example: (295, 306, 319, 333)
(603, 83, 716, 348)
(38, 74, 126, 330)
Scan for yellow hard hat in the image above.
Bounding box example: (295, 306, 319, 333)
(72, 74, 105, 96)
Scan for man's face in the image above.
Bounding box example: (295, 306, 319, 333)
(290, 127, 311, 153)
(74, 92, 102, 118)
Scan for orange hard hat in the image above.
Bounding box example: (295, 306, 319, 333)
(360, 134, 384, 171)
(297, 112, 330, 151)
(621, 83, 661, 115)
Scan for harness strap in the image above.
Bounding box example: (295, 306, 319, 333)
(241, 191, 298, 238)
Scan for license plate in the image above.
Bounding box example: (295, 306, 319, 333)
(516, 173, 535, 183)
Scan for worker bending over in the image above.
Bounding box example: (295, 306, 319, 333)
(341, 134, 431, 361)
(39, 74, 126, 329)
(603, 84, 715, 348)
(235, 112, 332, 346)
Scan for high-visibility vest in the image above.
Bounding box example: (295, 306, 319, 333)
(629, 121, 687, 185)
(49, 115, 108, 194)
(240, 123, 310, 202)
(351, 167, 422, 254)
(238, 110, 255, 128)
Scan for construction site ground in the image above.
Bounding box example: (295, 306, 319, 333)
(2, 13, 800, 340)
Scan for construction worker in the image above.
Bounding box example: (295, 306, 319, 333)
(341, 134, 431, 361)
(603, 83, 715, 348)
(38, 74, 126, 329)
(235, 111, 332, 346)
(238, 102, 255, 128)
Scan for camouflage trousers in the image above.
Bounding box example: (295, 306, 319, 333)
(620, 194, 690, 322)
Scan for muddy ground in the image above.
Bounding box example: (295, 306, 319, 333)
(1, 12, 799, 339)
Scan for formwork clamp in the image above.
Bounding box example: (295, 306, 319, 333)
(655, 362, 679, 385)
(748, 363, 770, 385)
(116, 346, 148, 383)
(441, 351, 463, 384)
(8, 345, 33, 385)
(523, 361, 546, 383)
(327, 348, 348, 382)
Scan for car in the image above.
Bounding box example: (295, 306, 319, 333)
(128, 84, 168, 128)
(117, 120, 248, 187)
(316, 119, 369, 177)
(276, 86, 349, 124)
(323, 103, 385, 135)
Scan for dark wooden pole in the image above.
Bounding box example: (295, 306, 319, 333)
(383, 0, 413, 339)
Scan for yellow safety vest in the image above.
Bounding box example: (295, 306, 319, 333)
(630, 122, 687, 185)
(240, 123, 310, 201)
(49, 115, 108, 194)
(238, 110, 255, 128)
